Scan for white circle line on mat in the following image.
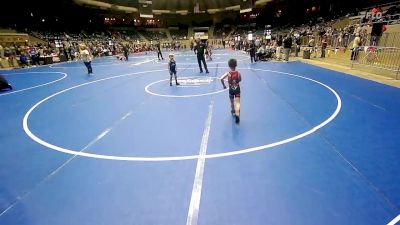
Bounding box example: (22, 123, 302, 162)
(23, 68, 342, 161)
(0, 72, 68, 96)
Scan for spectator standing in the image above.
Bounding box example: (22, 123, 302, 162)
(275, 35, 283, 60)
(255, 38, 261, 50)
(249, 41, 256, 63)
(256, 43, 267, 60)
(351, 33, 361, 61)
(321, 35, 328, 58)
(371, 19, 385, 46)
(123, 44, 129, 61)
(29, 47, 40, 66)
(19, 53, 28, 67)
(283, 33, 292, 62)
(308, 36, 315, 57)
(294, 35, 301, 57)
(79, 44, 93, 75)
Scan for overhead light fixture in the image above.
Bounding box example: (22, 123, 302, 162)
(153, 10, 170, 13)
(176, 10, 188, 14)
(240, 8, 252, 13)
(254, 0, 273, 6)
(138, 0, 152, 4)
(225, 5, 240, 11)
(207, 8, 222, 13)
(118, 5, 138, 12)
(140, 14, 154, 18)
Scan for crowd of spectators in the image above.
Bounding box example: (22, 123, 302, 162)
(1, 2, 399, 69)
(159, 41, 186, 50)
(213, 27, 231, 39)
(0, 30, 153, 68)
(217, 2, 400, 61)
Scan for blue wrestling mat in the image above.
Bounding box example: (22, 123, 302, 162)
(0, 50, 399, 225)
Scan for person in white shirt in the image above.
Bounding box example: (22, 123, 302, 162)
(308, 36, 315, 57)
(255, 38, 260, 49)
(256, 44, 267, 60)
(351, 33, 361, 61)
(79, 44, 93, 75)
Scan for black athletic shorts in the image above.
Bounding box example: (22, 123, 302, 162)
(229, 86, 240, 98)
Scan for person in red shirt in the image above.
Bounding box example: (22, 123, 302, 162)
(221, 58, 242, 124)
(372, 6, 382, 14)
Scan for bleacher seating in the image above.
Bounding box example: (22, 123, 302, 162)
(170, 29, 188, 40)
(139, 30, 167, 41)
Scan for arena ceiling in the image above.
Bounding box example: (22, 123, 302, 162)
(74, 0, 272, 14)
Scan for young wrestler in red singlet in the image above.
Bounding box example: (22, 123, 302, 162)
(221, 58, 241, 124)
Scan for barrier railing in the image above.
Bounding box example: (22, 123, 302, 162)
(300, 31, 400, 51)
(299, 45, 400, 79)
(351, 46, 400, 78)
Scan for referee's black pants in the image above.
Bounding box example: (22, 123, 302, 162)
(197, 54, 208, 73)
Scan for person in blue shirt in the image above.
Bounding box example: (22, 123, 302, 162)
(19, 53, 28, 68)
(168, 53, 180, 86)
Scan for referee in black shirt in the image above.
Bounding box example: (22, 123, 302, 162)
(194, 39, 209, 73)
(156, 41, 164, 60)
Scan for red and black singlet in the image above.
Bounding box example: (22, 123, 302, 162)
(228, 71, 240, 90)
